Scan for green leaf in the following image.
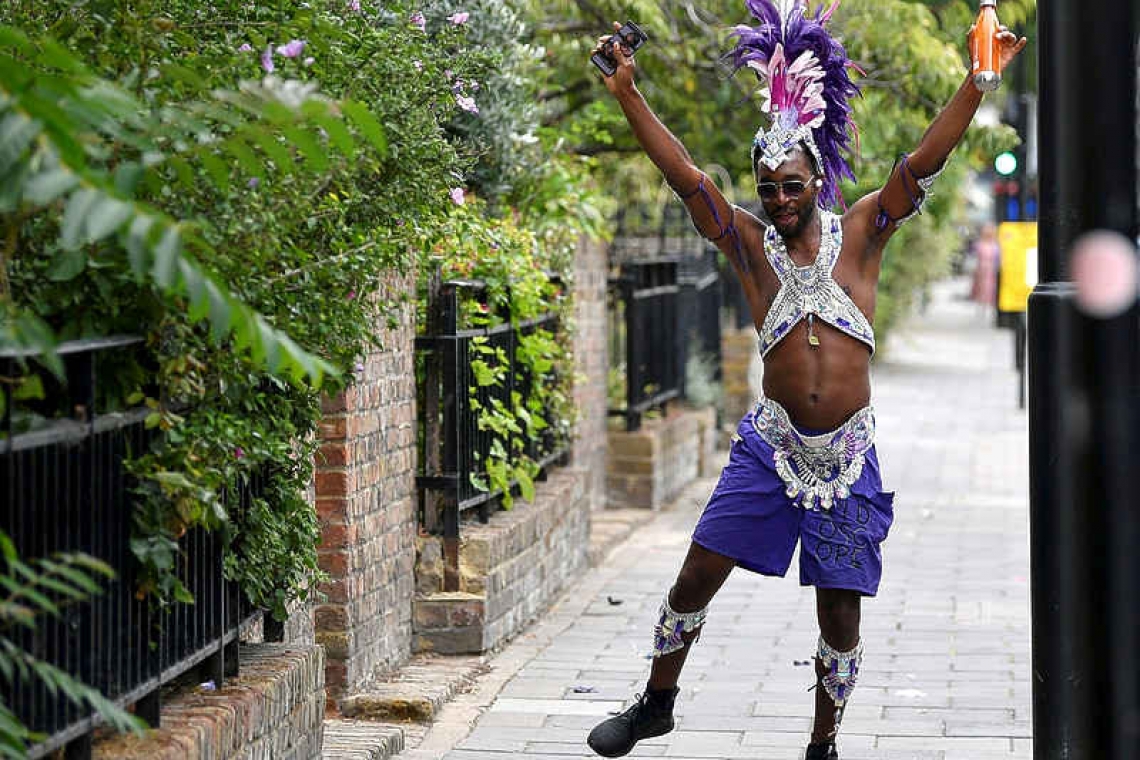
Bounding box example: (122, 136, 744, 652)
(247, 128, 292, 169)
(113, 161, 145, 196)
(43, 563, 102, 595)
(84, 194, 132, 242)
(58, 187, 97, 250)
(223, 136, 261, 178)
(0, 113, 41, 177)
(11, 374, 43, 401)
(200, 152, 230, 192)
(205, 279, 232, 341)
(516, 466, 535, 502)
(150, 226, 181, 289)
(47, 245, 87, 281)
(36, 38, 88, 74)
(0, 24, 34, 54)
(341, 100, 387, 155)
(0, 532, 15, 562)
(124, 213, 157, 276)
(23, 168, 78, 205)
(311, 111, 355, 160)
(159, 63, 207, 89)
(61, 553, 114, 578)
(283, 126, 328, 172)
(168, 155, 195, 189)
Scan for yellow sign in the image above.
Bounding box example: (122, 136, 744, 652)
(998, 221, 1038, 313)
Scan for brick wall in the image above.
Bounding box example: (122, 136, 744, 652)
(606, 406, 710, 510)
(572, 236, 608, 511)
(314, 270, 418, 696)
(413, 468, 590, 654)
(94, 644, 325, 760)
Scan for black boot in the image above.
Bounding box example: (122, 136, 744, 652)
(586, 687, 677, 757)
(804, 740, 838, 760)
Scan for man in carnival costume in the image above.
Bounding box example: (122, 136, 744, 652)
(586, 2, 1025, 758)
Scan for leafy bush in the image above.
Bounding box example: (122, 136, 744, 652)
(417, 196, 576, 506)
(0, 532, 146, 758)
(0, 0, 509, 614)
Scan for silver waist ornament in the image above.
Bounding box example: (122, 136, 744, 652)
(751, 397, 875, 511)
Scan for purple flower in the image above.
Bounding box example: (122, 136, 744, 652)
(449, 187, 466, 206)
(410, 11, 426, 30)
(446, 11, 469, 24)
(234, 447, 245, 459)
(260, 47, 274, 73)
(238, 43, 253, 52)
(412, 59, 423, 72)
(346, 289, 357, 301)
(277, 39, 306, 58)
(247, 177, 260, 189)
(303, 56, 315, 66)
(470, 79, 479, 91)
(349, 0, 361, 10)
(354, 362, 365, 374)
(444, 69, 454, 80)
(455, 94, 479, 114)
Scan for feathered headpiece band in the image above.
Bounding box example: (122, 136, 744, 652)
(729, 0, 860, 209)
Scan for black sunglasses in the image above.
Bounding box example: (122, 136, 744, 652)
(757, 178, 815, 200)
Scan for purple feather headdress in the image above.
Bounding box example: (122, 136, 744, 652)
(730, 0, 860, 209)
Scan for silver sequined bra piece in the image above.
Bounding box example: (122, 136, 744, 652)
(758, 211, 876, 357)
(751, 397, 876, 511)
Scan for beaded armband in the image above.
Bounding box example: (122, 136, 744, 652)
(816, 636, 864, 705)
(652, 594, 707, 657)
(873, 153, 946, 233)
(676, 174, 749, 273)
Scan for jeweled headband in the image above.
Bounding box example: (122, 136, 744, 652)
(729, 0, 860, 209)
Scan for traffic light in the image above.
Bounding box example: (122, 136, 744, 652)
(995, 151, 1018, 176)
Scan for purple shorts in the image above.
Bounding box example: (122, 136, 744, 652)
(692, 409, 895, 596)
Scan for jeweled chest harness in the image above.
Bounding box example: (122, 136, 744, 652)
(759, 211, 875, 357)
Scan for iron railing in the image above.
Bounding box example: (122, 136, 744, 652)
(678, 248, 724, 395)
(607, 259, 682, 431)
(1, 338, 260, 759)
(415, 277, 568, 590)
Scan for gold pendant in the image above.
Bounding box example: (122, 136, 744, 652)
(809, 334, 821, 347)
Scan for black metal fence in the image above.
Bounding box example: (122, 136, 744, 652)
(415, 276, 568, 590)
(607, 196, 726, 431)
(607, 260, 683, 431)
(678, 247, 724, 394)
(1, 338, 259, 759)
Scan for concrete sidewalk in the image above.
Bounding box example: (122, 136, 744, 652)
(405, 278, 1031, 760)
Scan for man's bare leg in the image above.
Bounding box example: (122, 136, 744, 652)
(646, 541, 736, 689)
(587, 541, 734, 757)
(811, 587, 862, 744)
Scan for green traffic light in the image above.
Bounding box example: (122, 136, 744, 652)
(995, 151, 1018, 176)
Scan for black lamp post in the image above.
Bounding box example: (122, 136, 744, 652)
(1029, 1, 1139, 758)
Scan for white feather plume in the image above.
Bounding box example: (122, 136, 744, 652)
(775, 0, 805, 36)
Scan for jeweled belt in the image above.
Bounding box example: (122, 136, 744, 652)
(750, 397, 876, 511)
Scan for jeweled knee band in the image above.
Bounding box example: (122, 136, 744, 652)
(652, 595, 707, 657)
(816, 636, 863, 706)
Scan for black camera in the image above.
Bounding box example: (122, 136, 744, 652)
(591, 21, 648, 77)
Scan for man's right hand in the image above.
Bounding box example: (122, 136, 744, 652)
(593, 21, 636, 95)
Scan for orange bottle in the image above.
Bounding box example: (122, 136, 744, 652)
(971, 0, 1003, 91)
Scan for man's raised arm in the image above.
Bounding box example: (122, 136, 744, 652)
(870, 25, 1027, 234)
(593, 24, 742, 251)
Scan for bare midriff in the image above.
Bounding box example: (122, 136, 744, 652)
(758, 319, 872, 431)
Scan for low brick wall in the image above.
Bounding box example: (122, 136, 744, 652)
(606, 405, 713, 510)
(721, 326, 761, 432)
(94, 644, 325, 760)
(412, 467, 590, 654)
